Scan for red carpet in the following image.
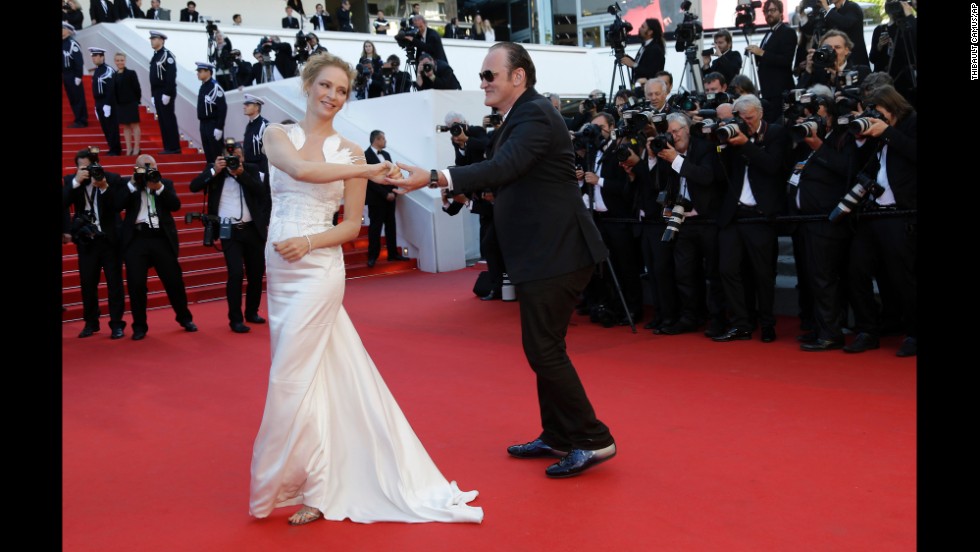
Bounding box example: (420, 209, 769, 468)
(61, 266, 916, 551)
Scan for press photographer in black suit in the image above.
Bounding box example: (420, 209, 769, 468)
(408, 15, 448, 63)
(381, 54, 413, 95)
(115, 154, 197, 340)
(714, 94, 789, 344)
(189, 142, 271, 333)
(843, 84, 916, 357)
(63, 148, 127, 339)
(819, 0, 869, 67)
(413, 51, 461, 91)
(701, 29, 742, 86)
(353, 58, 386, 100)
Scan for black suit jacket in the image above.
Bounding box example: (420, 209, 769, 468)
(415, 28, 448, 63)
(591, 146, 637, 219)
(282, 16, 300, 29)
(310, 13, 332, 30)
(188, 163, 271, 239)
(416, 59, 461, 90)
(115, 178, 182, 256)
(755, 23, 797, 103)
(717, 121, 790, 226)
(706, 49, 743, 85)
(115, 0, 144, 19)
(629, 39, 666, 84)
(180, 8, 199, 23)
(875, 112, 916, 210)
(825, 0, 869, 67)
(797, 129, 867, 217)
(363, 148, 396, 205)
(90, 0, 117, 24)
(63, 172, 125, 245)
(654, 137, 725, 219)
(453, 126, 488, 167)
(447, 88, 609, 284)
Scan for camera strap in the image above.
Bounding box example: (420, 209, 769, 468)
(144, 188, 159, 228)
(85, 185, 102, 231)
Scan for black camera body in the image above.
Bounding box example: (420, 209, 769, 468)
(222, 138, 240, 170)
(648, 132, 675, 154)
(71, 210, 104, 243)
(812, 44, 836, 70)
(715, 115, 750, 144)
(734, 1, 762, 30)
(185, 212, 223, 246)
(829, 172, 885, 223)
(847, 106, 885, 135)
(604, 4, 633, 59)
(791, 115, 826, 143)
(674, 2, 703, 53)
(436, 122, 466, 136)
(485, 112, 503, 127)
(87, 162, 105, 182)
(132, 163, 162, 189)
(572, 123, 605, 152)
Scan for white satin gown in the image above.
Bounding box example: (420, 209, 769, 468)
(249, 125, 483, 524)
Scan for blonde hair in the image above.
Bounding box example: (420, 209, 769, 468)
(301, 52, 356, 91)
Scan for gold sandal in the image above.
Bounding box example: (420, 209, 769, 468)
(288, 506, 323, 526)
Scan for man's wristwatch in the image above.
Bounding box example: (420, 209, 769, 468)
(428, 169, 439, 188)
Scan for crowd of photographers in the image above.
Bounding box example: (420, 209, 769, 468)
(557, 0, 916, 357)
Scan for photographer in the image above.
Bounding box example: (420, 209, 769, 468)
(230, 49, 253, 88)
(250, 48, 278, 85)
(798, 29, 853, 89)
(791, 89, 869, 351)
(381, 54, 413, 95)
(701, 29, 743, 85)
(441, 112, 503, 299)
(843, 84, 916, 357)
(212, 29, 238, 91)
(408, 15, 448, 64)
(619, 18, 666, 87)
(353, 57, 385, 100)
(644, 78, 671, 114)
(650, 113, 727, 337)
(189, 142, 271, 333)
(195, 62, 227, 164)
(869, 1, 916, 107)
(115, 154, 197, 340)
(819, 0, 870, 67)
(62, 0, 84, 29)
(295, 32, 328, 67)
(577, 112, 644, 326)
(414, 51, 461, 91)
(257, 36, 299, 80)
(63, 148, 126, 339)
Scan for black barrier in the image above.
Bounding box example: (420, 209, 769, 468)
(596, 209, 917, 226)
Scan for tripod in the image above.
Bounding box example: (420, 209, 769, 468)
(737, 25, 760, 90)
(608, 52, 630, 101)
(677, 45, 705, 94)
(582, 143, 638, 333)
(886, 19, 917, 94)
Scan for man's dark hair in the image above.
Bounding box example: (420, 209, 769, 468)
(713, 29, 733, 44)
(703, 71, 727, 87)
(369, 130, 384, 143)
(186, 1, 196, 7)
(729, 74, 756, 94)
(655, 70, 673, 84)
(763, 0, 784, 15)
(645, 18, 665, 46)
(591, 111, 616, 129)
(75, 148, 95, 166)
(489, 42, 536, 88)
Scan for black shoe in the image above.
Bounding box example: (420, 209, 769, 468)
(366, 258, 377, 268)
(760, 326, 776, 343)
(230, 322, 251, 333)
(68, 122, 88, 128)
(480, 290, 499, 301)
(800, 338, 844, 352)
(131, 329, 147, 341)
(387, 253, 410, 261)
(182, 321, 198, 332)
(643, 318, 663, 330)
(650, 318, 676, 335)
(711, 327, 752, 342)
(105, 151, 122, 156)
(660, 319, 698, 335)
(159, 148, 182, 155)
(843, 332, 880, 353)
(703, 319, 728, 338)
(78, 326, 99, 338)
(797, 331, 818, 344)
(896, 337, 917, 357)
(545, 444, 617, 478)
(110, 328, 125, 340)
(507, 438, 568, 459)
(245, 314, 266, 324)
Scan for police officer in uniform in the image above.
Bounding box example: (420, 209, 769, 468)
(89, 47, 123, 156)
(149, 31, 183, 154)
(63, 22, 88, 128)
(195, 61, 227, 163)
(242, 94, 270, 180)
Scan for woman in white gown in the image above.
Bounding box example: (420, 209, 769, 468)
(248, 52, 483, 526)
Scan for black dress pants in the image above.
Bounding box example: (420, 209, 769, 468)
(516, 264, 614, 451)
(367, 198, 397, 261)
(802, 219, 852, 342)
(718, 209, 778, 331)
(848, 215, 916, 338)
(640, 221, 678, 324)
(76, 238, 126, 330)
(124, 230, 193, 332)
(674, 220, 725, 325)
(220, 222, 266, 324)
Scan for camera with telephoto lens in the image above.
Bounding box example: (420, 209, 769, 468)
(735, 1, 762, 30)
(648, 131, 675, 154)
(572, 123, 605, 151)
(801, 0, 826, 17)
(674, 1, 703, 53)
(668, 90, 699, 112)
(485, 112, 503, 127)
(132, 163, 161, 189)
(70, 210, 104, 243)
(85, 147, 105, 181)
(421, 61, 434, 73)
(185, 211, 222, 246)
(436, 122, 466, 136)
(828, 172, 885, 223)
(222, 138, 240, 170)
(714, 114, 750, 144)
(884, 0, 909, 23)
(848, 105, 884, 135)
(604, 4, 633, 60)
(791, 115, 826, 143)
(812, 44, 836, 70)
(661, 196, 693, 242)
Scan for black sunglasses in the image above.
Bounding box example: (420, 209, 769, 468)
(478, 70, 499, 83)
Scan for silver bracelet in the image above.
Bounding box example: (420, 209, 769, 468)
(304, 235, 313, 255)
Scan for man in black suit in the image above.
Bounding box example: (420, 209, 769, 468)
(116, 0, 145, 19)
(414, 51, 461, 90)
(353, 59, 385, 100)
(114, 154, 197, 340)
(820, 0, 869, 67)
(619, 18, 666, 87)
(746, 0, 798, 120)
(282, 6, 300, 29)
(713, 94, 788, 344)
(443, 17, 464, 39)
(381, 54, 413, 95)
(90, 0, 118, 24)
(363, 131, 408, 267)
(701, 29, 743, 86)
(409, 15, 449, 64)
(310, 3, 332, 31)
(179, 1, 199, 22)
(336, 0, 354, 32)
(63, 148, 127, 339)
(189, 143, 271, 333)
(146, 0, 165, 20)
(392, 43, 616, 479)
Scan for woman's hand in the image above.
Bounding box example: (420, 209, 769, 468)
(273, 236, 312, 263)
(366, 160, 400, 184)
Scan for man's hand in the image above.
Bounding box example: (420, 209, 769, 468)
(102, 105, 111, 118)
(746, 45, 763, 57)
(584, 171, 599, 186)
(366, 160, 401, 184)
(76, 167, 90, 182)
(386, 162, 432, 193)
(147, 180, 164, 192)
(214, 156, 227, 172)
(656, 141, 678, 163)
(858, 117, 889, 138)
(802, 133, 823, 151)
(619, 56, 635, 68)
(726, 128, 749, 146)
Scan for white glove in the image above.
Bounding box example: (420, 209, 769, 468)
(162, 94, 171, 106)
(74, 77, 81, 86)
(102, 105, 111, 118)
(213, 128, 223, 140)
